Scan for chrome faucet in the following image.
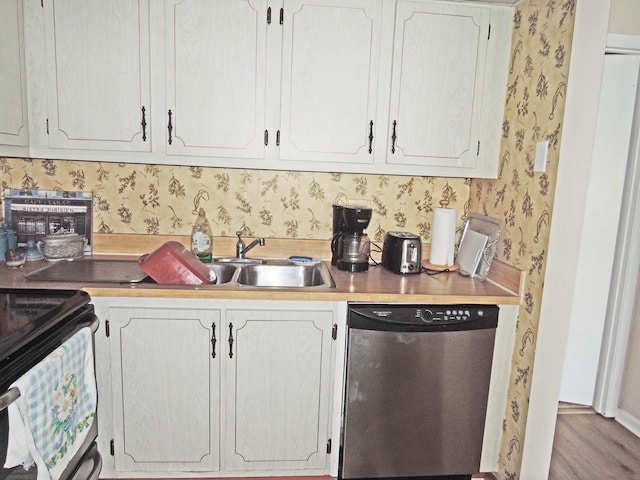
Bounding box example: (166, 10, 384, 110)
(235, 231, 265, 259)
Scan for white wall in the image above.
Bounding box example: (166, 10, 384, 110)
(609, 0, 640, 35)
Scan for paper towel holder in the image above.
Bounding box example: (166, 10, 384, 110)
(422, 199, 460, 272)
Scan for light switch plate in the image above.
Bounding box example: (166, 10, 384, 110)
(534, 140, 549, 173)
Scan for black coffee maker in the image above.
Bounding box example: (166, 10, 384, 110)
(331, 205, 372, 272)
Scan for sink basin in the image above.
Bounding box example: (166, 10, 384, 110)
(236, 261, 335, 288)
(208, 263, 238, 284)
(25, 258, 335, 289)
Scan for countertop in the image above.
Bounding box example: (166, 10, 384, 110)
(0, 254, 523, 305)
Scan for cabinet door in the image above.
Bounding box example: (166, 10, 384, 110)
(0, 0, 28, 147)
(387, 0, 490, 169)
(278, 0, 382, 164)
(43, 0, 150, 151)
(164, 0, 267, 159)
(108, 307, 220, 472)
(224, 308, 334, 471)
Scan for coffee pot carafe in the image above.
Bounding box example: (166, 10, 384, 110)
(331, 205, 372, 272)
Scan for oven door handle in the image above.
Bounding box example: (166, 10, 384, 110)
(0, 387, 20, 411)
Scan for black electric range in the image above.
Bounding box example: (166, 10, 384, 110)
(0, 288, 101, 480)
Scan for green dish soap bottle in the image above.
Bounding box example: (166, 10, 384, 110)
(191, 208, 213, 263)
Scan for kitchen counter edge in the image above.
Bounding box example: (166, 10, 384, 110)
(0, 255, 524, 305)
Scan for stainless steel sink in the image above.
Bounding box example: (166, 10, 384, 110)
(208, 263, 239, 284)
(236, 263, 333, 288)
(25, 258, 335, 289)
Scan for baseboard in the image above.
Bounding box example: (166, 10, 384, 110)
(557, 402, 595, 415)
(616, 408, 640, 438)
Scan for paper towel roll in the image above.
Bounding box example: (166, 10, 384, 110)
(429, 207, 457, 266)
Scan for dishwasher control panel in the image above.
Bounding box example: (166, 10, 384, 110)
(417, 306, 488, 323)
(348, 304, 498, 331)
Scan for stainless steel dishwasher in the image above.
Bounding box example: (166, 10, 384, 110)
(340, 304, 498, 480)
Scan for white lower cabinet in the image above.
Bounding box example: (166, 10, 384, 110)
(94, 298, 338, 477)
(107, 306, 220, 472)
(224, 308, 335, 471)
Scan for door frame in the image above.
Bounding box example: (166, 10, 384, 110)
(593, 33, 640, 418)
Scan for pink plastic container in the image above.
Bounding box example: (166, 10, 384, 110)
(138, 241, 216, 285)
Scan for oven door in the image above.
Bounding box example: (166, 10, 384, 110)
(0, 407, 101, 480)
(0, 297, 101, 480)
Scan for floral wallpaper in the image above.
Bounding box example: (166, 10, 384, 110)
(0, 158, 469, 245)
(469, 0, 576, 478)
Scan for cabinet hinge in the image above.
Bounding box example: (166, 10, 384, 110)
(477, 140, 480, 156)
(326, 439, 332, 454)
(332, 324, 337, 340)
(110, 439, 115, 456)
(105, 319, 110, 337)
(488, 24, 491, 40)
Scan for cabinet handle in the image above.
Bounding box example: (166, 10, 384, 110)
(276, 129, 280, 146)
(168, 109, 173, 145)
(264, 129, 268, 146)
(141, 106, 147, 142)
(279, 7, 284, 25)
(368, 120, 374, 154)
(267, 6, 271, 24)
(211, 322, 217, 359)
(228, 322, 234, 358)
(391, 120, 397, 154)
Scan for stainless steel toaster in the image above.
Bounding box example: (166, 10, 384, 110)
(381, 231, 422, 274)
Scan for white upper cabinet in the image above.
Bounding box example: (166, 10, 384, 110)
(7, 0, 511, 178)
(164, 0, 267, 159)
(387, 0, 489, 169)
(0, 0, 29, 148)
(43, 0, 151, 151)
(278, 0, 382, 165)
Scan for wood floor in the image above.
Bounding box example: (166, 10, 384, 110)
(549, 405, 640, 479)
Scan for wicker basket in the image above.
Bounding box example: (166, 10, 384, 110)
(37, 233, 87, 260)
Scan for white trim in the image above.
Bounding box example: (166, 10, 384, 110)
(607, 33, 640, 53)
(593, 87, 640, 417)
(616, 409, 640, 439)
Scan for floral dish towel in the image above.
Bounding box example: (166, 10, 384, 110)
(4, 327, 97, 480)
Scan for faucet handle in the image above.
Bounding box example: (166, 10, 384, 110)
(235, 232, 244, 257)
